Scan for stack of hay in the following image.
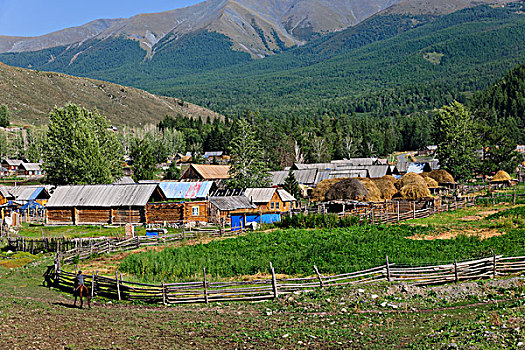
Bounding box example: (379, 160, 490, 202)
(420, 174, 439, 188)
(490, 170, 512, 183)
(325, 178, 369, 201)
(425, 169, 455, 185)
(312, 178, 348, 202)
(395, 172, 431, 200)
(371, 176, 398, 200)
(355, 178, 383, 202)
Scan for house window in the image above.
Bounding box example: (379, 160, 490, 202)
(276, 202, 280, 210)
(271, 202, 275, 210)
(192, 207, 199, 216)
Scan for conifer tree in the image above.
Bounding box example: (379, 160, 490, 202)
(227, 118, 270, 189)
(283, 170, 301, 199)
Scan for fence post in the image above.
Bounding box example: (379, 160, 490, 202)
(492, 252, 497, 279)
(270, 262, 279, 299)
(513, 185, 517, 206)
(116, 270, 121, 301)
(412, 202, 416, 220)
(397, 202, 400, 223)
(162, 280, 167, 305)
(454, 259, 458, 283)
(386, 256, 391, 282)
(203, 267, 209, 304)
(313, 265, 324, 289)
(91, 270, 97, 298)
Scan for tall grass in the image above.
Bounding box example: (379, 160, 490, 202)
(277, 213, 361, 229)
(119, 225, 525, 282)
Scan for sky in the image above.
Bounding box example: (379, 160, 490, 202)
(0, 0, 203, 37)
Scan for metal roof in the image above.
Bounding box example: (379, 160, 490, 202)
(270, 169, 317, 186)
(16, 187, 48, 201)
(19, 163, 42, 171)
(159, 181, 214, 199)
(328, 170, 368, 179)
(293, 163, 333, 171)
(204, 151, 224, 158)
(244, 188, 276, 204)
(47, 184, 161, 208)
(209, 196, 257, 211)
(277, 189, 296, 202)
(331, 158, 380, 166)
(0, 185, 11, 198)
(2, 159, 23, 166)
(113, 176, 135, 185)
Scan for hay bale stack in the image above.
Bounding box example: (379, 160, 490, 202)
(371, 176, 398, 200)
(312, 178, 347, 202)
(325, 178, 369, 202)
(423, 176, 439, 188)
(428, 169, 455, 184)
(355, 178, 383, 202)
(399, 184, 432, 200)
(394, 172, 432, 200)
(395, 172, 428, 190)
(491, 170, 512, 182)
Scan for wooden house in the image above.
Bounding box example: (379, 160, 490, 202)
(17, 163, 44, 176)
(46, 184, 166, 225)
(12, 186, 50, 206)
(208, 196, 258, 230)
(180, 164, 230, 188)
(0, 185, 13, 206)
(1, 159, 23, 173)
(146, 201, 208, 224)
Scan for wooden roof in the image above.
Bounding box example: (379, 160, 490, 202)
(184, 164, 230, 180)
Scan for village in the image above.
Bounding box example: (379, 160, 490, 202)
(0, 145, 523, 235)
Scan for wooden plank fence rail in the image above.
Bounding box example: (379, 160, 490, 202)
(48, 255, 525, 305)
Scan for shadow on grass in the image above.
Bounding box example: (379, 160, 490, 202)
(52, 301, 78, 309)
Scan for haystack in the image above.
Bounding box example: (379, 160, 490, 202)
(423, 176, 439, 188)
(371, 177, 398, 200)
(395, 172, 428, 190)
(491, 170, 512, 182)
(311, 178, 347, 202)
(399, 184, 432, 200)
(325, 178, 369, 202)
(355, 178, 383, 202)
(428, 169, 455, 184)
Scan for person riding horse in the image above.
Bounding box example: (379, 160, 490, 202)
(73, 270, 91, 309)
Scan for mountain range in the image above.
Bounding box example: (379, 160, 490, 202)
(1, 0, 524, 124)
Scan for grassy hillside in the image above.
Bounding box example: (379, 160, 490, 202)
(0, 62, 222, 126)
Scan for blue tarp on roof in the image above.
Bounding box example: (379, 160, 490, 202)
(20, 201, 44, 210)
(28, 187, 45, 201)
(406, 163, 427, 174)
(159, 182, 214, 200)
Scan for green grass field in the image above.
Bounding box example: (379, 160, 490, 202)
(119, 212, 525, 282)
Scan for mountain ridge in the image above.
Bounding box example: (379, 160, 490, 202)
(0, 61, 221, 126)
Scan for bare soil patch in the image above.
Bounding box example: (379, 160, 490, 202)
(407, 228, 505, 241)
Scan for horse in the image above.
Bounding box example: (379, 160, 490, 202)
(73, 284, 91, 309)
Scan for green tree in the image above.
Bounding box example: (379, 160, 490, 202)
(130, 138, 156, 181)
(227, 118, 270, 189)
(0, 105, 10, 128)
(432, 101, 479, 181)
(0, 131, 8, 158)
(283, 170, 301, 199)
(164, 162, 181, 180)
(43, 104, 123, 185)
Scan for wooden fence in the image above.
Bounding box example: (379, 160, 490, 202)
(48, 254, 525, 305)
(350, 197, 476, 225)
